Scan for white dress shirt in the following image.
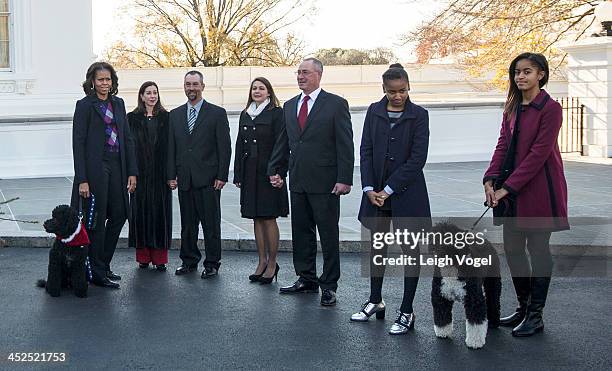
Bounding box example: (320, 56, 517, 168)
(296, 87, 322, 116)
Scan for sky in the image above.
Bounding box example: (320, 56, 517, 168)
(92, 0, 443, 62)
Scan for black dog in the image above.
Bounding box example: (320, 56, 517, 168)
(429, 222, 501, 349)
(37, 205, 90, 298)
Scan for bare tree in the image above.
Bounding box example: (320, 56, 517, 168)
(404, 0, 601, 88)
(105, 0, 314, 67)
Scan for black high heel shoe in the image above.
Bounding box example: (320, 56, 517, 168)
(259, 263, 279, 285)
(249, 265, 267, 282)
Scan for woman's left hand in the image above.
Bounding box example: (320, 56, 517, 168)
(493, 188, 509, 206)
(127, 176, 137, 193)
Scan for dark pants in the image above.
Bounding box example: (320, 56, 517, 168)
(369, 209, 420, 313)
(503, 225, 553, 278)
(290, 191, 340, 291)
(178, 186, 221, 269)
(89, 153, 127, 281)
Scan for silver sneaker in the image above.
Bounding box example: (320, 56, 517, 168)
(350, 300, 386, 322)
(389, 311, 415, 335)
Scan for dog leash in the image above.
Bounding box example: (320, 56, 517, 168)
(78, 195, 95, 283)
(469, 206, 491, 231)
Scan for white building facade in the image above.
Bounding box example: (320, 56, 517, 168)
(3, 0, 610, 180)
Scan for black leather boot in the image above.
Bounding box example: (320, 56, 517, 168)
(512, 277, 551, 337)
(500, 276, 530, 327)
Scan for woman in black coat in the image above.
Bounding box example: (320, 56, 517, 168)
(353, 64, 431, 334)
(127, 81, 172, 271)
(71, 62, 138, 289)
(233, 77, 289, 284)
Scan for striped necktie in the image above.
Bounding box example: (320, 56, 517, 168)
(187, 107, 196, 133)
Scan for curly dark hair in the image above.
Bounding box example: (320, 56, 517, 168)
(44, 205, 80, 239)
(82, 61, 119, 96)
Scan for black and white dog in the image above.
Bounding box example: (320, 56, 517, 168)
(37, 205, 90, 298)
(429, 222, 501, 349)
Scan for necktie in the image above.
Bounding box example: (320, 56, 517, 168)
(187, 107, 196, 133)
(298, 95, 310, 130)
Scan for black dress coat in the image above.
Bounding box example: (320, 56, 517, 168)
(167, 100, 232, 190)
(70, 94, 138, 216)
(127, 110, 172, 249)
(233, 106, 289, 219)
(283, 90, 354, 193)
(358, 96, 432, 231)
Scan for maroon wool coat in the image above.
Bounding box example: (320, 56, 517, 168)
(484, 90, 569, 231)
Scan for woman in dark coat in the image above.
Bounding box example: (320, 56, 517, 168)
(127, 81, 172, 271)
(71, 61, 138, 289)
(354, 64, 431, 335)
(484, 52, 569, 337)
(233, 77, 289, 284)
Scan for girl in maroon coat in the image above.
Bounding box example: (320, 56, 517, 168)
(484, 52, 569, 337)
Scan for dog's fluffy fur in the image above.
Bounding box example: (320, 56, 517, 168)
(37, 205, 89, 298)
(429, 222, 501, 349)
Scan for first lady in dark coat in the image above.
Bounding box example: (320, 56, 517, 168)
(127, 81, 172, 272)
(233, 77, 289, 284)
(354, 64, 431, 335)
(71, 62, 138, 289)
(484, 53, 568, 337)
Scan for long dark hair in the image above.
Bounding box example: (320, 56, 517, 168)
(134, 81, 166, 115)
(245, 77, 280, 110)
(82, 61, 119, 96)
(504, 52, 549, 116)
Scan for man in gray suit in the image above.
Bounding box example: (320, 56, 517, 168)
(277, 58, 354, 306)
(167, 70, 231, 279)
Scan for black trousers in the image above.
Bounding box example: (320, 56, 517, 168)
(369, 209, 420, 313)
(503, 225, 553, 278)
(178, 186, 222, 268)
(89, 153, 127, 281)
(290, 191, 340, 291)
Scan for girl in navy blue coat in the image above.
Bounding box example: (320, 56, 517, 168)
(353, 64, 431, 335)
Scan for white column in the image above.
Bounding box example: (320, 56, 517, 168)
(559, 38, 612, 158)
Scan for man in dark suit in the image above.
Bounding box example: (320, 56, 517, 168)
(277, 58, 354, 306)
(167, 70, 231, 278)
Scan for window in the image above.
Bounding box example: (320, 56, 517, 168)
(0, 0, 9, 69)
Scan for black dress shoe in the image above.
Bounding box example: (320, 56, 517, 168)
(156, 264, 167, 272)
(279, 279, 319, 294)
(92, 278, 120, 289)
(175, 265, 196, 275)
(106, 271, 121, 281)
(320, 289, 337, 306)
(139, 263, 149, 269)
(201, 266, 218, 279)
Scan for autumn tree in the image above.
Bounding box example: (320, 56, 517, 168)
(104, 0, 314, 67)
(406, 0, 602, 88)
(314, 47, 396, 65)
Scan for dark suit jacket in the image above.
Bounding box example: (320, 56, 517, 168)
(70, 94, 138, 213)
(167, 99, 232, 191)
(357, 97, 431, 230)
(283, 90, 354, 193)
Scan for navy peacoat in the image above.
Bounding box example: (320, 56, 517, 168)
(357, 96, 432, 231)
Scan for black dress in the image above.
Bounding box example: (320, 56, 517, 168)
(233, 106, 289, 219)
(127, 111, 172, 249)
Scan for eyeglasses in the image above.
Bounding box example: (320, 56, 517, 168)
(294, 70, 314, 76)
